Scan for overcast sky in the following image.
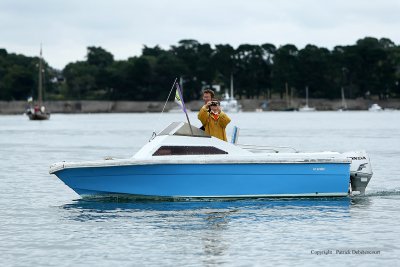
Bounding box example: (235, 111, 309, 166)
(1, 0, 399, 69)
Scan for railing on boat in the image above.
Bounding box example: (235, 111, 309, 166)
(237, 144, 299, 153)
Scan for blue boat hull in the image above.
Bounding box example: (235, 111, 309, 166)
(54, 163, 350, 198)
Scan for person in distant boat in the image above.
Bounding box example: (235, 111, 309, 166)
(198, 99, 231, 141)
(199, 89, 215, 130)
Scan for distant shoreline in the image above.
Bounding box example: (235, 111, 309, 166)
(1, 99, 399, 114)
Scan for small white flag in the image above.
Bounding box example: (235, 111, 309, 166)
(174, 82, 187, 113)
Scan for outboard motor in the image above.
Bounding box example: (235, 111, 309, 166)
(343, 151, 373, 195)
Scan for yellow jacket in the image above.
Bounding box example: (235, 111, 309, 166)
(198, 105, 231, 141)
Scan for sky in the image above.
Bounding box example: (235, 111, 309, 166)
(1, 0, 399, 70)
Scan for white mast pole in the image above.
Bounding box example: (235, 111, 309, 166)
(305, 86, 309, 107)
(38, 44, 43, 106)
(230, 73, 233, 100)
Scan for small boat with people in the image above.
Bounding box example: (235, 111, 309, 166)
(25, 46, 50, 120)
(50, 121, 373, 199)
(50, 79, 372, 199)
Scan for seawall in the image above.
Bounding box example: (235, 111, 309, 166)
(1, 98, 399, 114)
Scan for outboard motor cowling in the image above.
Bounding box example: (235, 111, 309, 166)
(343, 150, 373, 195)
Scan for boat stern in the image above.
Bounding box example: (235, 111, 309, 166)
(343, 151, 373, 195)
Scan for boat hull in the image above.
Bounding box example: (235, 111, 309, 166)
(28, 112, 50, 120)
(53, 163, 350, 198)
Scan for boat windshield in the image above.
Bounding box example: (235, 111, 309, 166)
(153, 146, 227, 156)
(158, 122, 210, 138)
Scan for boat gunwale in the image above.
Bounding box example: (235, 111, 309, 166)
(49, 156, 351, 174)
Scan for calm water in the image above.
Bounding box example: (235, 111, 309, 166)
(1, 112, 399, 266)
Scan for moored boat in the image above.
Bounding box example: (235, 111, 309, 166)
(27, 108, 50, 120)
(50, 122, 373, 199)
(220, 74, 242, 113)
(299, 86, 316, 112)
(368, 103, 383, 112)
(26, 45, 50, 120)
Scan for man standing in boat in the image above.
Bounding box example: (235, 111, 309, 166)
(198, 98, 231, 141)
(202, 89, 214, 105)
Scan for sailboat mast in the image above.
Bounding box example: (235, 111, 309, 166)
(285, 82, 289, 108)
(38, 45, 43, 106)
(230, 73, 233, 100)
(290, 87, 293, 107)
(305, 86, 309, 107)
(341, 87, 347, 109)
(180, 76, 183, 92)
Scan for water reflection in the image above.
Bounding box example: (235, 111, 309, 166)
(204, 209, 238, 230)
(350, 196, 373, 207)
(200, 209, 233, 264)
(61, 197, 352, 224)
(59, 197, 379, 266)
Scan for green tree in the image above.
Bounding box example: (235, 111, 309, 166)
(213, 44, 235, 88)
(1, 65, 34, 100)
(297, 45, 334, 98)
(3, 37, 400, 101)
(234, 44, 270, 98)
(87, 46, 114, 68)
(272, 44, 299, 98)
(63, 62, 97, 99)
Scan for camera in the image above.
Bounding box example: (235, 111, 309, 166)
(209, 101, 219, 106)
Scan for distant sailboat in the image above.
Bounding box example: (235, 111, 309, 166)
(299, 86, 316, 112)
(220, 74, 242, 113)
(26, 45, 50, 120)
(284, 83, 296, 111)
(338, 87, 348, 111)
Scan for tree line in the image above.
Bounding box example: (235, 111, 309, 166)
(1, 37, 399, 102)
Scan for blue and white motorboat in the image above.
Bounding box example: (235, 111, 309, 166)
(49, 122, 373, 199)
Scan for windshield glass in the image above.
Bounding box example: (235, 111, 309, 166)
(158, 122, 210, 137)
